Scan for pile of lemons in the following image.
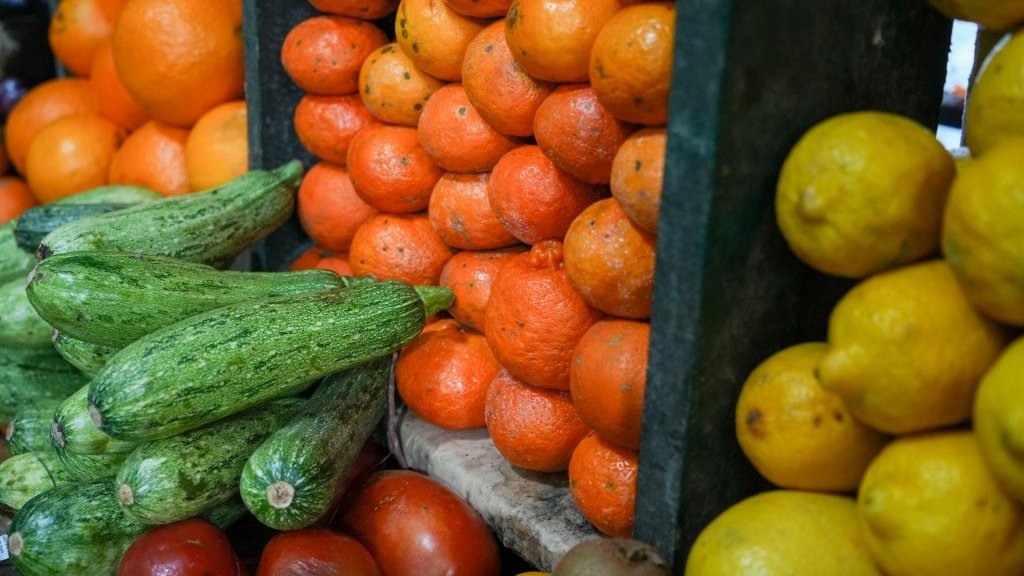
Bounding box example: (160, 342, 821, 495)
(686, 3, 1024, 575)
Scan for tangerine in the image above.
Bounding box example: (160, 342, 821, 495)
(346, 124, 443, 213)
(0, 177, 37, 223)
(568, 432, 638, 538)
(428, 172, 519, 250)
(610, 127, 665, 234)
(26, 113, 123, 203)
(4, 78, 100, 175)
(439, 248, 526, 334)
(395, 0, 488, 81)
(297, 162, 377, 253)
(349, 213, 454, 285)
(108, 120, 190, 196)
(184, 100, 248, 191)
(293, 94, 378, 166)
(281, 16, 388, 96)
(358, 43, 445, 127)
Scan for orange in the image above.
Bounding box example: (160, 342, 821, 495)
(563, 197, 655, 318)
(589, 2, 675, 125)
(308, 0, 399, 19)
(4, 78, 100, 175)
(297, 162, 377, 252)
(569, 319, 650, 450)
(505, 0, 623, 83)
(289, 246, 356, 277)
(610, 127, 665, 234)
(346, 124, 444, 213)
(568, 432, 638, 538)
(281, 16, 388, 96)
(446, 0, 512, 17)
(293, 94, 378, 166)
(349, 213, 455, 285)
(358, 43, 445, 127)
(396, 319, 502, 430)
(0, 177, 37, 224)
(533, 84, 636, 185)
(184, 100, 248, 191)
(107, 120, 190, 197)
(461, 19, 554, 138)
(26, 113, 123, 203)
(113, 0, 244, 127)
(488, 145, 607, 245)
(48, 0, 126, 77)
(428, 172, 519, 250)
(417, 84, 521, 173)
(438, 248, 526, 334)
(485, 368, 591, 472)
(395, 0, 488, 81)
(484, 240, 605, 390)
(89, 41, 150, 131)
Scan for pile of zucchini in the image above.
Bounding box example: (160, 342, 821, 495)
(0, 161, 453, 576)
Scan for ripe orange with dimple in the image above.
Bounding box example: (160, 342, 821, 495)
(90, 41, 150, 132)
(568, 432, 638, 538)
(184, 100, 249, 191)
(26, 113, 124, 203)
(4, 78, 100, 176)
(346, 124, 443, 214)
(349, 213, 454, 285)
(113, 0, 244, 127)
(358, 43, 445, 127)
(49, 0, 126, 77)
(505, 0, 624, 83)
(395, 0, 488, 81)
(439, 248, 525, 334)
(417, 84, 521, 173)
(485, 368, 592, 473)
(108, 120, 190, 197)
(428, 172, 519, 250)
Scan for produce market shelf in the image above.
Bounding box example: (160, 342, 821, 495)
(397, 413, 597, 572)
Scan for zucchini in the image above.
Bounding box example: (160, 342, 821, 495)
(37, 161, 302, 268)
(1, 346, 86, 425)
(0, 277, 53, 348)
(15, 203, 134, 252)
(52, 331, 120, 378)
(5, 403, 62, 456)
(117, 397, 303, 525)
(240, 356, 390, 530)
(53, 446, 128, 481)
(89, 281, 453, 441)
(0, 220, 35, 284)
(28, 251, 372, 347)
(0, 452, 61, 512)
(52, 384, 137, 455)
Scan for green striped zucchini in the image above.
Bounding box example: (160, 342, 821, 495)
(117, 397, 303, 525)
(5, 403, 62, 456)
(53, 446, 128, 481)
(52, 331, 120, 378)
(15, 203, 134, 252)
(0, 220, 35, 285)
(89, 281, 452, 441)
(0, 452, 61, 512)
(52, 384, 137, 455)
(28, 251, 372, 347)
(240, 356, 390, 529)
(1, 346, 86, 425)
(0, 277, 53, 348)
(38, 161, 302, 268)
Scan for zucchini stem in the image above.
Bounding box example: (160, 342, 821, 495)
(266, 481, 295, 509)
(414, 285, 454, 318)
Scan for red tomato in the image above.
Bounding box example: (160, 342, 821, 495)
(256, 528, 381, 576)
(118, 518, 245, 576)
(339, 470, 501, 576)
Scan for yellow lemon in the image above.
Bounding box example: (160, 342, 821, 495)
(942, 138, 1024, 326)
(965, 31, 1024, 155)
(735, 342, 889, 492)
(775, 110, 954, 278)
(974, 336, 1024, 503)
(818, 260, 1007, 434)
(685, 490, 882, 576)
(858, 431, 1024, 576)
(925, 0, 1024, 30)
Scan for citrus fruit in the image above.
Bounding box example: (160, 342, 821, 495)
(610, 127, 665, 234)
(26, 113, 123, 203)
(974, 336, 1024, 503)
(289, 246, 355, 277)
(438, 248, 526, 334)
(48, 0, 126, 77)
(0, 177, 36, 223)
(925, 0, 1024, 31)
(89, 41, 150, 131)
(107, 120, 190, 197)
(349, 213, 454, 285)
(568, 433, 637, 538)
(445, 0, 512, 18)
(395, 0, 487, 81)
(965, 30, 1024, 155)
(417, 84, 521, 173)
(4, 78, 100, 175)
(308, 0, 399, 19)
(184, 100, 248, 191)
(297, 162, 377, 253)
(346, 124, 443, 213)
(428, 172, 519, 250)
(281, 16, 388, 96)
(293, 94, 378, 166)
(775, 110, 955, 278)
(358, 43, 445, 127)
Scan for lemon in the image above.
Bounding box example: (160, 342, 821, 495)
(775, 110, 954, 278)
(818, 260, 1007, 434)
(685, 490, 882, 576)
(858, 431, 1024, 576)
(965, 31, 1024, 155)
(735, 342, 889, 492)
(942, 138, 1024, 326)
(925, 0, 1024, 30)
(974, 336, 1024, 503)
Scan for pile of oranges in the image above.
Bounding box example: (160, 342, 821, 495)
(0, 0, 249, 222)
(284, 0, 675, 538)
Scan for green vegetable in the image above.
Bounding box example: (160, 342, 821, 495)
(52, 384, 137, 455)
(5, 403, 62, 456)
(0, 453, 61, 512)
(14, 203, 134, 252)
(52, 331, 120, 378)
(0, 276, 53, 348)
(0, 346, 86, 425)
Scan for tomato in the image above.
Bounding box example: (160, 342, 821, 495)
(118, 517, 245, 576)
(339, 469, 501, 576)
(256, 528, 381, 576)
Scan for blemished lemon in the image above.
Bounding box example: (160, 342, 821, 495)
(685, 490, 882, 576)
(775, 110, 954, 278)
(735, 342, 889, 492)
(818, 260, 1007, 435)
(942, 139, 1024, 326)
(925, 0, 1024, 30)
(965, 30, 1024, 155)
(974, 336, 1024, 503)
(858, 431, 1024, 576)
